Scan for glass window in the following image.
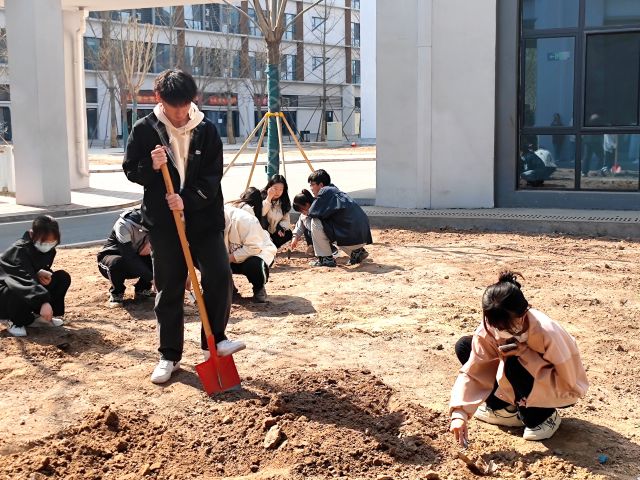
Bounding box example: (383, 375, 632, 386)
(154, 7, 172, 26)
(85, 88, 98, 104)
(586, 0, 640, 27)
(523, 37, 575, 127)
(351, 22, 360, 47)
(519, 135, 576, 189)
(185, 5, 203, 30)
(83, 37, 101, 70)
(0, 86, 10, 102)
(581, 134, 640, 190)
(351, 59, 361, 84)
(312, 56, 325, 70)
(0, 29, 8, 64)
(585, 32, 640, 127)
(138, 8, 153, 24)
(154, 43, 171, 73)
(0, 106, 12, 142)
(352, 0, 360, 9)
(281, 54, 297, 80)
(86, 108, 98, 140)
(522, 0, 579, 30)
(312, 16, 326, 31)
(284, 13, 296, 40)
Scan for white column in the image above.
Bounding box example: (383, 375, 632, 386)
(63, 8, 91, 189)
(5, 0, 73, 205)
(360, 0, 376, 140)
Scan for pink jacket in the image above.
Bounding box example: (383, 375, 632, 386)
(450, 309, 589, 422)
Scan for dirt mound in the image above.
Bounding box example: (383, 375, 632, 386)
(0, 369, 610, 479)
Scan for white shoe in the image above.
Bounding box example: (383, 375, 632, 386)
(216, 339, 246, 357)
(7, 323, 27, 337)
(150, 359, 181, 384)
(523, 411, 561, 441)
(474, 403, 524, 427)
(32, 316, 64, 327)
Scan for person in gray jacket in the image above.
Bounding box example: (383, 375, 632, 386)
(97, 208, 154, 306)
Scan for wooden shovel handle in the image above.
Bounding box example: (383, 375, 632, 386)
(159, 163, 214, 340)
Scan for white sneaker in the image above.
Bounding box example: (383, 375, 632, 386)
(32, 316, 64, 327)
(216, 339, 246, 357)
(150, 359, 181, 384)
(7, 323, 27, 337)
(523, 411, 561, 441)
(474, 403, 524, 427)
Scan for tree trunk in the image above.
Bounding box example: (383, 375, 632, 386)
(226, 91, 236, 144)
(108, 84, 119, 148)
(266, 41, 281, 178)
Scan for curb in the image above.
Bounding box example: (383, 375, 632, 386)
(0, 198, 142, 224)
(90, 157, 376, 174)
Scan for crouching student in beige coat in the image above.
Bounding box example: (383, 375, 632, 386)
(449, 271, 588, 445)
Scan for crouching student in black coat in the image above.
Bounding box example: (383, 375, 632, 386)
(97, 207, 154, 307)
(0, 216, 70, 337)
(307, 169, 372, 267)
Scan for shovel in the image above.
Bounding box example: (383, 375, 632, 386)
(160, 163, 241, 395)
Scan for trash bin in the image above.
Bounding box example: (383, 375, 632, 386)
(0, 144, 15, 193)
(326, 122, 343, 142)
(299, 130, 310, 142)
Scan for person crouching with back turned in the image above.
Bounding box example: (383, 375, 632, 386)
(449, 271, 588, 445)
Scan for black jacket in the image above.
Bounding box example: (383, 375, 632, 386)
(0, 232, 55, 310)
(308, 185, 372, 246)
(123, 112, 225, 236)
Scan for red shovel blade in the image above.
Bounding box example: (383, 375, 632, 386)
(612, 164, 622, 174)
(195, 337, 241, 395)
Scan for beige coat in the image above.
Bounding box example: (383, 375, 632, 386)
(449, 308, 588, 422)
(262, 199, 291, 234)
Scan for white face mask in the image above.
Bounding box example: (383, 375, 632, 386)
(488, 319, 529, 342)
(34, 241, 57, 253)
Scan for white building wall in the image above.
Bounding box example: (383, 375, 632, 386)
(360, 0, 376, 139)
(376, 0, 496, 209)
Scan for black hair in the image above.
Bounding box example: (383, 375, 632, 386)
(261, 174, 291, 214)
(292, 189, 314, 212)
(230, 187, 263, 219)
(482, 271, 529, 331)
(308, 169, 331, 187)
(30, 215, 61, 244)
(153, 69, 198, 107)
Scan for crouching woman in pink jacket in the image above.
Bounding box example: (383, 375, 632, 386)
(449, 271, 588, 445)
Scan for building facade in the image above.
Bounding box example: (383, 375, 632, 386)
(77, 1, 361, 145)
(374, 0, 640, 210)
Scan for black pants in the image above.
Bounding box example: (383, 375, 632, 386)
(455, 335, 555, 428)
(150, 227, 231, 361)
(270, 229, 293, 249)
(581, 142, 604, 175)
(230, 256, 270, 291)
(0, 270, 71, 327)
(97, 253, 153, 295)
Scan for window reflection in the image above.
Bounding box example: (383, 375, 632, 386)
(581, 134, 640, 190)
(586, 0, 640, 27)
(520, 135, 576, 189)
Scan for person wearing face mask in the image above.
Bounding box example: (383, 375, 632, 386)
(449, 271, 588, 445)
(0, 215, 71, 337)
(260, 175, 293, 249)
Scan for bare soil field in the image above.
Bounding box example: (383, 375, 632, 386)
(1, 228, 639, 479)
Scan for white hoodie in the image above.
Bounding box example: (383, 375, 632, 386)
(224, 205, 277, 266)
(153, 102, 205, 188)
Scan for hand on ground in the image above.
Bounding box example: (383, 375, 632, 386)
(450, 418, 468, 447)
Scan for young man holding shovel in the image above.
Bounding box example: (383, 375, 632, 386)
(123, 69, 245, 384)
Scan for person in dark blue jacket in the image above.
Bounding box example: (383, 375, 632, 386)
(0, 216, 70, 337)
(307, 169, 372, 267)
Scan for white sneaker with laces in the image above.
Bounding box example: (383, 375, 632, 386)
(474, 403, 524, 427)
(32, 316, 64, 327)
(523, 411, 561, 441)
(7, 323, 27, 337)
(150, 359, 181, 384)
(216, 339, 246, 357)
